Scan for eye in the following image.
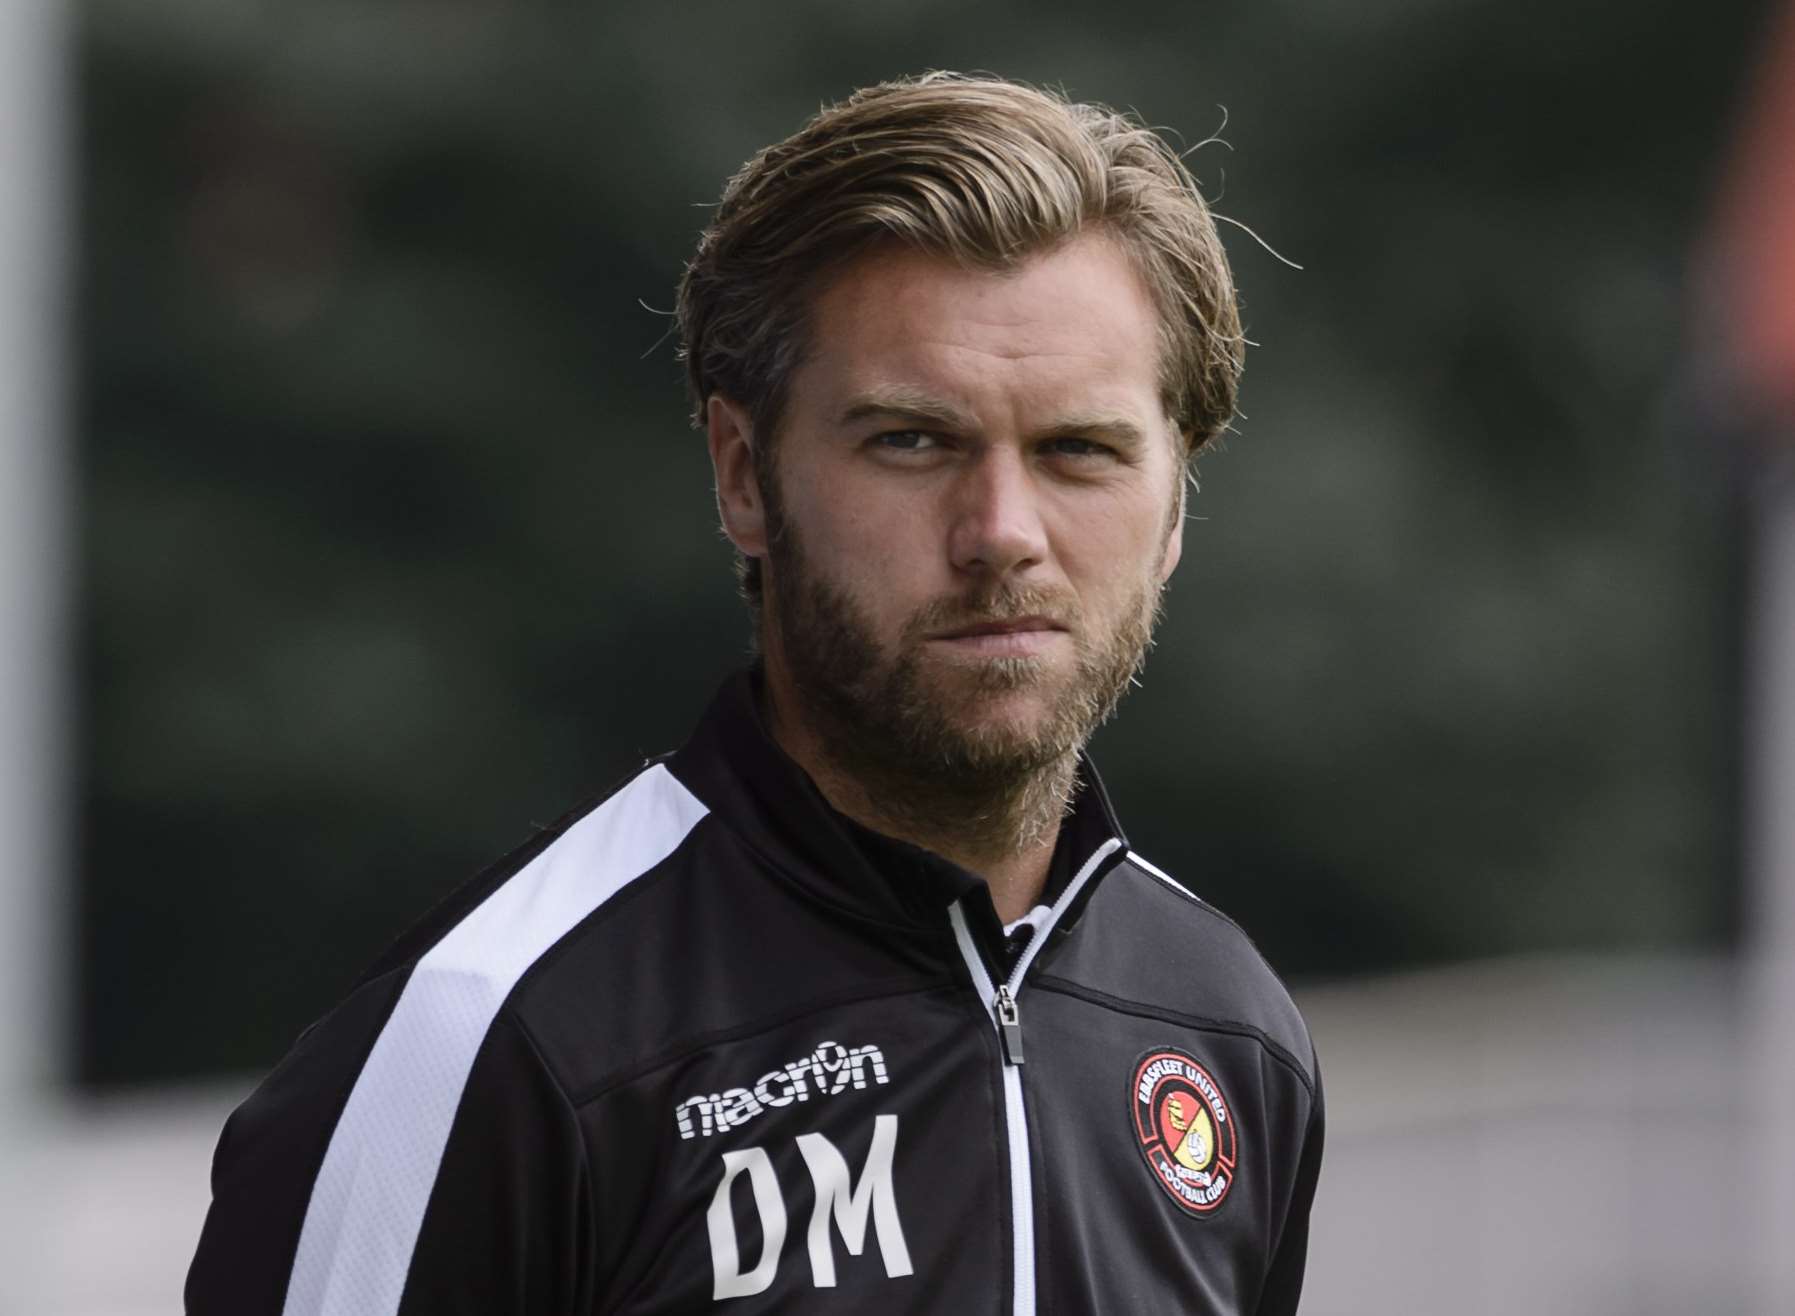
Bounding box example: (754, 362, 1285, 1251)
(1042, 436, 1114, 459)
(871, 429, 941, 453)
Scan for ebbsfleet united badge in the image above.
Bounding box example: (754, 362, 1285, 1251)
(1130, 1048, 1237, 1215)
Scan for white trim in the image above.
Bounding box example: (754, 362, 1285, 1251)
(1001, 904, 1052, 939)
(1126, 849, 1202, 904)
(1006, 838, 1122, 989)
(948, 905, 1034, 1316)
(281, 765, 709, 1316)
(995, 1064, 1031, 1313)
(948, 903, 997, 1019)
(946, 835, 1121, 1316)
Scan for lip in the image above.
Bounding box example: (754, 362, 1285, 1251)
(927, 615, 1068, 641)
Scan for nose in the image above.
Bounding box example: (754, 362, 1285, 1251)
(947, 447, 1048, 580)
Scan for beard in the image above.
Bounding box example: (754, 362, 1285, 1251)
(763, 499, 1168, 856)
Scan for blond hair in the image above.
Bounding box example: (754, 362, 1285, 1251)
(676, 72, 1244, 603)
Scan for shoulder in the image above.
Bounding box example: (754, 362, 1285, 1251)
(188, 761, 715, 1312)
(232, 758, 711, 1127)
(357, 759, 711, 990)
(319, 756, 720, 1121)
(1049, 850, 1318, 1095)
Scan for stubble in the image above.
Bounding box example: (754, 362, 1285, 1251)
(766, 510, 1165, 863)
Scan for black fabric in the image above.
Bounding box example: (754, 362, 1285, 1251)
(1253, 1064, 1326, 1313)
(185, 969, 412, 1316)
(829, 814, 987, 933)
(186, 667, 1322, 1315)
(399, 1012, 593, 1315)
(686, 666, 1129, 980)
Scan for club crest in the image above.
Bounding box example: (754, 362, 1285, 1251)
(1130, 1048, 1237, 1215)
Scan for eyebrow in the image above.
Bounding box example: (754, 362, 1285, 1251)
(838, 387, 977, 432)
(838, 388, 1151, 449)
(1037, 411, 1152, 450)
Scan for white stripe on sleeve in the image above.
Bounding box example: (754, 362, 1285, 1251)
(282, 763, 709, 1316)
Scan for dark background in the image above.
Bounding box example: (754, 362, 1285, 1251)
(76, 0, 1765, 1086)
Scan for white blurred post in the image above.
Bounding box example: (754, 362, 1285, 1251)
(1750, 462, 1795, 1316)
(0, 0, 69, 1304)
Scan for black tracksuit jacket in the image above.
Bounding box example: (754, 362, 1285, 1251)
(187, 670, 1323, 1314)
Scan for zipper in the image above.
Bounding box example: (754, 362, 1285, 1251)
(947, 837, 1122, 1316)
(994, 984, 1024, 1064)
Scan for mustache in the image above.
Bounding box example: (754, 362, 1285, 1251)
(901, 585, 1080, 641)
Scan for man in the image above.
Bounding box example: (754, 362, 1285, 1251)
(187, 73, 1322, 1315)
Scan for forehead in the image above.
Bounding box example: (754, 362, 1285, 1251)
(794, 236, 1168, 424)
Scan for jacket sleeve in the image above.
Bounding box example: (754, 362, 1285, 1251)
(1254, 1062, 1325, 1315)
(186, 998, 592, 1315)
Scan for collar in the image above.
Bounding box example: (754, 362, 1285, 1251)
(666, 667, 1129, 938)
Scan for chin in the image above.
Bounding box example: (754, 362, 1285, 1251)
(930, 690, 1074, 758)
(924, 647, 1063, 688)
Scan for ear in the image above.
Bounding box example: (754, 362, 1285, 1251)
(707, 394, 767, 559)
(1158, 472, 1186, 583)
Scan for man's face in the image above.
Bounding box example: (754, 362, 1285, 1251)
(743, 235, 1186, 785)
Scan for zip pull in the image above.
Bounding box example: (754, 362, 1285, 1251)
(994, 984, 1024, 1065)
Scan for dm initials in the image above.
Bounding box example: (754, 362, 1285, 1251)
(707, 1114, 913, 1300)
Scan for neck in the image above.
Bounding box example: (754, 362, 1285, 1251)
(760, 661, 1074, 924)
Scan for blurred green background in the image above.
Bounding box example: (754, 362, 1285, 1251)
(76, 0, 1763, 1085)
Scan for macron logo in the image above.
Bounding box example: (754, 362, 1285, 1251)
(675, 1041, 890, 1140)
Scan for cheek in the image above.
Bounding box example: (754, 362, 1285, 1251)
(797, 482, 942, 582)
(1057, 496, 1170, 593)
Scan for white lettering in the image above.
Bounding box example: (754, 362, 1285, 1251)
(1156, 1155, 1228, 1206)
(675, 1040, 891, 1138)
(677, 1094, 722, 1141)
(814, 1042, 851, 1094)
(795, 1114, 913, 1288)
(754, 1069, 796, 1108)
(1136, 1058, 1229, 1127)
(707, 1148, 788, 1300)
(719, 1087, 763, 1128)
(847, 1043, 888, 1088)
(785, 1056, 815, 1101)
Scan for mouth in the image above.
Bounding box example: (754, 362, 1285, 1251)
(927, 615, 1069, 641)
(923, 616, 1071, 660)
